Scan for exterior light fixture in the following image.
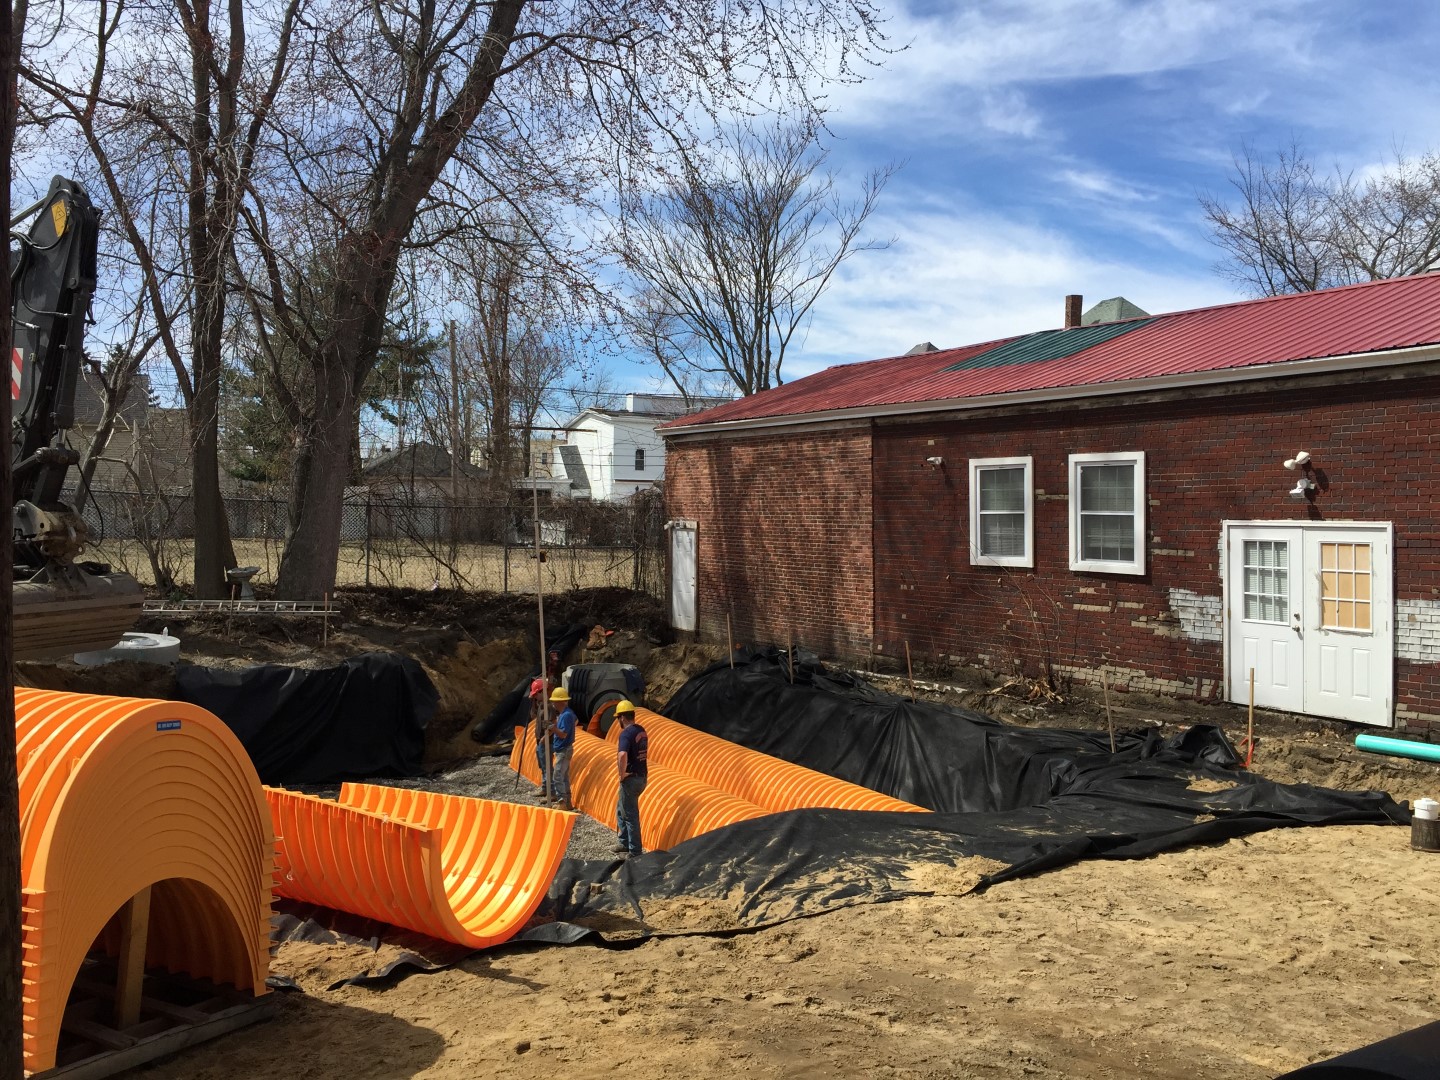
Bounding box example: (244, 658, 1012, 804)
(1283, 451, 1312, 471)
(1289, 477, 1316, 499)
(925, 456, 945, 468)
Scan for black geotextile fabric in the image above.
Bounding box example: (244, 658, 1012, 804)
(516, 647, 1407, 937)
(537, 755, 1406, 936)
(174, 651, 436, 785)
(1278, 1019, 1440, 1078)
(663, 648, 1244, 813)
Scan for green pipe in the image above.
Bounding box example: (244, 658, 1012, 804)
(1355, 733, 1440, 763)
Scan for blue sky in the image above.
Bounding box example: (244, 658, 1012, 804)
(677, 0, 1440, 388)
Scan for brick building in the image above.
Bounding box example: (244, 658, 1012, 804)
(662, 276, 1440, 738)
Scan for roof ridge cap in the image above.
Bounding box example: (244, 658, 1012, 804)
(1145, 271, 1440, 324)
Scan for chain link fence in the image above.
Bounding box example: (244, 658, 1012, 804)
(69, 484, 668, 598)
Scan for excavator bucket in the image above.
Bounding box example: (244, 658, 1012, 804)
(13, 570, 144, 661)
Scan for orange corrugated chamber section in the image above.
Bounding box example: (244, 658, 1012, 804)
(509, 727, 771, 851)
(267, 784, 575, 948)
(620, 709, 927, 815)
(16, 689, 273, 1075)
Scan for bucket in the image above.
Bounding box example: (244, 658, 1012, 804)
(1412, 798, 1440, 852)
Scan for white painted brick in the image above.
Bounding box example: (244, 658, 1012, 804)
(1167, 588, 1223, 643)
(1397, 600, 1440, 662)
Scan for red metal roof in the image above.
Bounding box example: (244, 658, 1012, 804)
(666, 274, 1440, 430)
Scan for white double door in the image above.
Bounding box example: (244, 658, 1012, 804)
(1225, 522, 1392, 726)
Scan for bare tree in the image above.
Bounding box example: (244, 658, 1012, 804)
(1201, 144, 1440, 295)
(235, 0, 885, 597)
(19, 0, 304, 596)
(615, 120, 893, 396)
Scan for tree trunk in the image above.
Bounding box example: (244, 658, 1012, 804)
(275, 359, 355, 598)
(188, 297, 236, 598)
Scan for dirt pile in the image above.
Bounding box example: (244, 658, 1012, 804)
(15, 658, 177, 700)
(641, 643, 728, 711)
(421, 634, 535, 764)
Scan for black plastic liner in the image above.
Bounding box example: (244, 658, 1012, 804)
(525, 648, 1406, 935)
(1278, 1019, 1440, 1078)
(663, 648, 1240, 813)
(175, 651, 436, 785)
(541, 766, 1404, 935)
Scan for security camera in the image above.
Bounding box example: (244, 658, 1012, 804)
(1289, 478, 1314, 498)
(925, 456, 944, 468)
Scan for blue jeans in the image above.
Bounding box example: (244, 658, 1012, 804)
(552, 747, 572, 803)
(616, 776, 647, 854)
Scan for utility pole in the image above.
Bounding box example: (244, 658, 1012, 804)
(2, 0, 25, 1071)
(520, 423, 592, 807)
(448, 320, 461, 490)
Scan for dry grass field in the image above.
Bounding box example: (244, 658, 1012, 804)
(89, 538, 648, 594)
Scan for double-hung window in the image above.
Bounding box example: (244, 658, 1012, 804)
(1068, 451, 1145, 575)
(969, 456, 1033, 567)
(635, 448, 646, 472)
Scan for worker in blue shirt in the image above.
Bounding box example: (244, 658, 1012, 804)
(613, 700, 647, 856)
(548, 686, 578, 812)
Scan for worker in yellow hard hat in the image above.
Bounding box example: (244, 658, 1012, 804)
(548, 685, 577, 812)
(613, 699, 647, 857)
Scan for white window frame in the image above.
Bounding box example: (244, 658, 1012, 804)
(969, 456, 1034, 568)
(635, 447, 646, 472)
(1068, 451, 1146, 576)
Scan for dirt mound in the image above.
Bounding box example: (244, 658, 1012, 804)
(642, 643, 728, 711)
(421, 634, 534, 764)
(15, 659, 177, 700)
(336, 585, 670, 642)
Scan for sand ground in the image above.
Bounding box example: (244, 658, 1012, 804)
(136, 819, 1437, 1080)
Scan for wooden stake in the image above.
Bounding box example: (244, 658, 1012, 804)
(727, 612, 734, 669)
(904, 641, 916, 701)
(1246, 667, 1256, 768)
(1102, 669, 1115, 753)
(115, 885, 153, 1029)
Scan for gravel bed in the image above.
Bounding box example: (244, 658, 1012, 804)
(303, 752, 623, 864)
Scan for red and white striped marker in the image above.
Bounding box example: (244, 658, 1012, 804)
(11, 347, 21, 400)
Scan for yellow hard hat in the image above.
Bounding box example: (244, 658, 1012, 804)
(549, 686, 570, 702)
(614, 699, 635, 715)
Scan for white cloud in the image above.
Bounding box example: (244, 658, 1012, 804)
(978, 89, 1042, 138)
(829, 0, 1319, 136)
(1056, 168, 1156, 203)
(779, 194, 1240, 379)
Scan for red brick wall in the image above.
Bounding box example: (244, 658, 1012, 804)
(664, 427, 873, 658)
(871, 375, 1440, 737)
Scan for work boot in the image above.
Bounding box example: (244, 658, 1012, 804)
(560, 800, 574, 813)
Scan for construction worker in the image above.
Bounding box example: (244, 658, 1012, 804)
(548, 686, 578, 812)
(529, 651, 561, 781)
(613, 700, 647, 856)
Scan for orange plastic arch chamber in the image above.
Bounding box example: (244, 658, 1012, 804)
(267, 784, 575, 948)
(619, 708, 926, 815)
(509, 726, 772, 851)
(15, 688, 273, 1074)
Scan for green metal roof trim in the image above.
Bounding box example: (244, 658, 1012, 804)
(941, 318, 1157, 371)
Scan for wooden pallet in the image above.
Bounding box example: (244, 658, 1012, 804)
(33, 954, 274, 1080)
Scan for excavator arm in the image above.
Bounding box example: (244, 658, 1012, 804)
(10, 176, 142, 659)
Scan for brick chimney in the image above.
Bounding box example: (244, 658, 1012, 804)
(1064, 294, 1083, 329)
